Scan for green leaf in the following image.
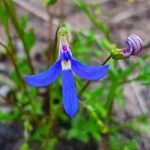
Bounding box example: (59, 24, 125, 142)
(32, 120, 50, 141)
(41, 0, 57, 6)
(24, 29, 36, 50)
(97, 38, 113, 51)
(47, 0, 57, 5)
(110, 134, 138, 150)
(123, 139, 138, 150)
(115, 87, 125, 109)
(109, 60, 120, 80)
(68, 115, 101, 142)
(0, 2, 9, 26)
(136, 58, 150, 85)
(19, 15, 29, 31)
(16, 91, 29, 105)
(20, 143, 30, 150)
(17, 59, 31, 74)
(0, 109, 20, 122)
(24, 119, 33, 132)
(119, 63, 137, 81)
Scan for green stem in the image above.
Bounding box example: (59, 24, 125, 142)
(4, 22, 16, 55)
(3, 0, 34, 73)
(105, 83, 118, 118)
(100, 134, 109, 150)
(80, 101, 104, 127)
(43, 24, 58, 117)
(0, 41, 25, 88)
(100, 82, 118, 150)
(121, 78, 138, 84)
(0, 41, 35, 112)
(74, 0, 110, 40)
(48, 28, 58, 116)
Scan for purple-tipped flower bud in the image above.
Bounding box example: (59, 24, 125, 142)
(122, 35, 143, 57)
(111, 35, 143, 59)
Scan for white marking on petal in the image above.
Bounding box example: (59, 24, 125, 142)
(61, 60, 71, 70)
(132, 35, 142, 44)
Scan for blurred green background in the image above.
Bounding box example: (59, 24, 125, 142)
(0, 0, 150, 150)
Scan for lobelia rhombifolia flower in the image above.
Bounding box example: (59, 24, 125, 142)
(24, 26, 109, 118)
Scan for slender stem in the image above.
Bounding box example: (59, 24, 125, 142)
(4, 22, 16, 55)
(79, 56, 111, 97)
(0, 93, 26, 114)
(106, 77, 138, 118)
(44, 8, 53, 116)
(78, 55, 111, 150)
(106, 82, 118, 116)
(2, 0, 40, 110)
(0, 41, 35, 112)
(100, 134, 109, 150)
(102, 56, 111, 65)
(43, 9, 58, 116)
(106, 99, 114, 117)
(99, 84, 118, 150)
(80, 101, 104, 127)
(121, 78, 138, 84)
(78, 81, 90, 97)
(0, 41, 26, 88)
(74, 0, 110, 41)
(3, 0, 34, 73)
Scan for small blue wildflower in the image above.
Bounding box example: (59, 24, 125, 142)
(24, 27, 109, 118)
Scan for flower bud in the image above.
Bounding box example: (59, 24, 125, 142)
(57, 26, 72, 45)
(111, 35, 143, 59)
(122, 35, 143, 56)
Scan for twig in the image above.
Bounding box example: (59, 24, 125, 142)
(3, 0, 35, 73)
(0, 41, 25, 88)
(4, 22, 16, 55)
(0, 41, 36, 111)
(74, 0, 110, 40)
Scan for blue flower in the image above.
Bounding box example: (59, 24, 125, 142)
(24, 27, 109, 118)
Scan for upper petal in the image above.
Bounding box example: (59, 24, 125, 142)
(62, 69, 78, 118)
(71, 59, 109, 80)
(24, 60, 61, 87)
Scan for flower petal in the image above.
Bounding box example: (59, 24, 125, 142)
(62, 69, 78, 118)
(24, 60, 61, 87)
(71, 59, 109, 80)
(125, 35, 143, 56)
